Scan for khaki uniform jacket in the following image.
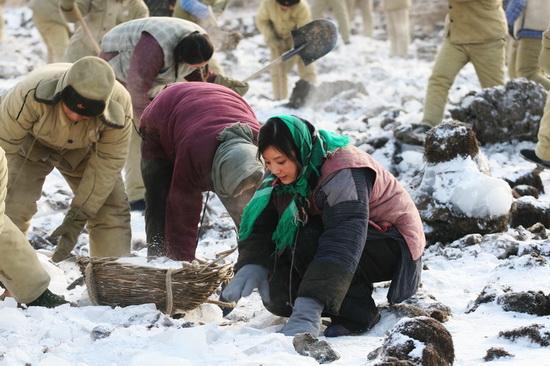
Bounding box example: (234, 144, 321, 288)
(382, 0, 411, 12)
(0, 64, 133, 218)
(62, 0, 149, 61)
(446, 0, 507, 44)
(256, 0, 311, 44)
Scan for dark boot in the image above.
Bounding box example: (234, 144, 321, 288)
(324, 310, 381, 337)
(27, 289, 68, 308)
(520, 149, 550, 169)
(287, 79, 314, 109)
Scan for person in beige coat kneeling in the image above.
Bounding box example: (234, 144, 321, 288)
(256, 0, 317, 102)
(0, 147, 67, 308)
(383, 0, 411, 57)
(0, 57, 133, 263)
(422, 0, 507, 126)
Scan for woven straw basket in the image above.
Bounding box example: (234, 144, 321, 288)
(77, 256, 234, 315)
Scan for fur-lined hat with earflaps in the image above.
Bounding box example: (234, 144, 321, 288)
(34, 56, 126, 128)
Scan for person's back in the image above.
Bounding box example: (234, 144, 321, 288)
(140, 82, 259, 167)
(101, 17, 206, 86)
(60, 0, 150, 62)
(140, 82, 263, 260)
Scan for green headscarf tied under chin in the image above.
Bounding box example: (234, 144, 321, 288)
(239, 115, 349, 252)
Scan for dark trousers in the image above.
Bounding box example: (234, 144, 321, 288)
(141, 159, 173, 257)
(265, 216, 401, 329)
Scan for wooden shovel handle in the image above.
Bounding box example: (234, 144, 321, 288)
(73, 6, 101, 56)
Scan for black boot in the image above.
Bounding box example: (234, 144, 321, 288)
(287, 79, 314, 109)
(27, 289, 68, 308)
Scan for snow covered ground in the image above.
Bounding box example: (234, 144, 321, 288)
(1, 4, 550, 366)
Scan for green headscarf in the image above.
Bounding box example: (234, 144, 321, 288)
(239, 115, 349, 252)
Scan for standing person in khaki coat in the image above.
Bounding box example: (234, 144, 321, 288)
(506, 0, 550, 90)
(0, 57, 133, 263)
(422, 0, 507, 126)
(311, 0, 351, 44)
(256, 0, 317, 101)
(59, 0, 149, 62)
(0, 147, 67, 308)
(346, 0, 373, 37)
(30, 0, 71, 63)
(521, 24, 550, 167)
(383, 0, 411, 57)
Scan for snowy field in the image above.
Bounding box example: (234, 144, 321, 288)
(1, 4, 550, 366)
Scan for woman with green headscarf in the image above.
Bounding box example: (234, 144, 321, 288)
(222, 115, 426, 337)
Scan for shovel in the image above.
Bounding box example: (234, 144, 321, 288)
(243, 19, 338, 82)
(73, 6, 101, 55)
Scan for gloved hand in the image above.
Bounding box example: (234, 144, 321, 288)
(49, 208, 88, 263)
(280, 297, 324, 337)
(221, 264, 270, 303)
(214, 74, 249, 96)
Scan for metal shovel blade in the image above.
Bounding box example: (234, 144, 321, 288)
(285, 19, 338, 65)
(243, 19, 338, 82)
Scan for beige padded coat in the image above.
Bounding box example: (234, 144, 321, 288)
(0, 63, 133, 218)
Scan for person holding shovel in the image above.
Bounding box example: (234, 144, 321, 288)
(256, 0, 317, 102)
(100, 17, 248, 211)
(0, 146, 68, 308)
(222, 115, 425, 337)
(139, 82, 263, 261)
(0, 56, 133, 263)
(59, 0, 150, 62)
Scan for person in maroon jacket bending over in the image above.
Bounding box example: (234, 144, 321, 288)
(222, 115, 426, 337)
(139, 82, 264, 260)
